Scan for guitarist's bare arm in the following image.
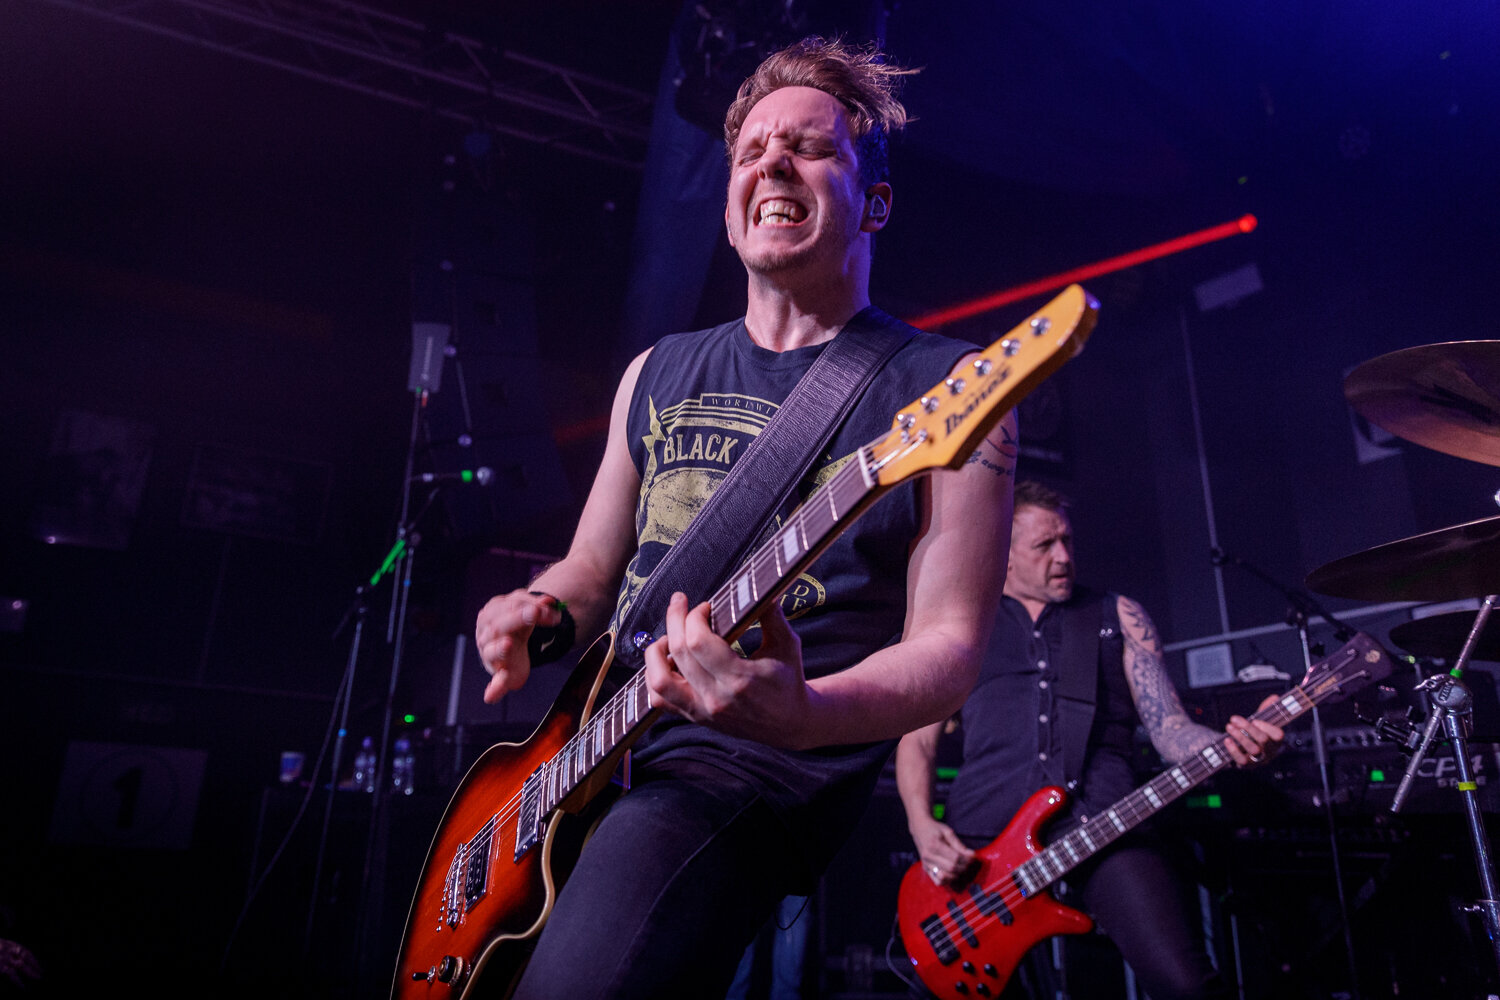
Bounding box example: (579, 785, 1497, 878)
(644, 398, 1018, 750)
(475, 349, 650, 703)
(895, 720, 977, 885)
(1117, 595, 1284, 766)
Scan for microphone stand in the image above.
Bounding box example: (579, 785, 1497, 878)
(1211, 547, 1363, 999)
(351, 388, 445, 991)
(303, 583, 369, 960)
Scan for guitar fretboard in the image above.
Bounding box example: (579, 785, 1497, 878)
(531, 444, 883, 818)
(1013, 685, 1317, 898)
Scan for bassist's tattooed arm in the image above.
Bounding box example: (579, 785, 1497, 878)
(1117, 595, 1222, 763)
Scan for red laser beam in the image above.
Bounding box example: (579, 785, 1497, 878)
(907, 214, 1258, 330)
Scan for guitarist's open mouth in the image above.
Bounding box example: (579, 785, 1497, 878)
(756, 197, 808, 225)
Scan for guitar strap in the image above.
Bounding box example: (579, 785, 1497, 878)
(612, 306, 917, 667)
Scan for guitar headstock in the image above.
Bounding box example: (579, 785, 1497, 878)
(875, 284, 1098, 486)
(1301, 632, 1397, 706)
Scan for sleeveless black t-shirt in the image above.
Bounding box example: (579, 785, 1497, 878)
(614, 307, 972, 873)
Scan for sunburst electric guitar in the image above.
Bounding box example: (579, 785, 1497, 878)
(896, 630, 1395, 1000)
(391, 284, 1099, 998)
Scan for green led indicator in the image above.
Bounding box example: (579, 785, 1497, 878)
(460, 469, 474, 483)
(1371, 769, 1385, 782)
(936, 767, 959, 780)
(403, 714, 416, 725)
(932, 803, 946, 820)
(1187, 794, 1222, 809)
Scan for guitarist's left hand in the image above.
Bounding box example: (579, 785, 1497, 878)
(644, 591, 813, 748)
(1221, 694, 1285, 768)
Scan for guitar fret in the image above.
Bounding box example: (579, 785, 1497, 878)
(1143, 785, 1162, 809)
(1170, 767, 1190, 789)
(856, 444, 877, 487)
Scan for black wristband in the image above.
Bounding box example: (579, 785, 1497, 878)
(526, 592, 576, 665)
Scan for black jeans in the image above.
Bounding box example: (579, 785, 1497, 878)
(1036, 836, 1231, 1000)
(510, 764, 804, 1000)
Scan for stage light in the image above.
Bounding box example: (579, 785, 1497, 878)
(908, 215, 1258, 331)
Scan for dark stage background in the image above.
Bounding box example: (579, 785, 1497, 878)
(3, 1, 1500, 997)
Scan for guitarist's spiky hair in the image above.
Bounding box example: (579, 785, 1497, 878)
(722, 36, 919, 187)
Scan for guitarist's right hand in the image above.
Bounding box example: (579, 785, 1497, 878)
(910, 813, 978, 886)
(475, 590, 566, 704)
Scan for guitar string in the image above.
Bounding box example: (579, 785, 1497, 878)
(921, 692, 1315, 947)
(705, 434, 900, 632)
(446, 438, 913, 895)
(930, 696, 1305, 936)
(442, 435, 926, 919)
(440, 337, 1072, 926)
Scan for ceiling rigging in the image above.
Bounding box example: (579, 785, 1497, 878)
(33, 0, 656, 170)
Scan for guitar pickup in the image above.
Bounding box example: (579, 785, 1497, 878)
(967, 882, 1012, 926)
(919, 913, 960, 966)
(514, 767, 544, 861)
(464, 839, 490, 911)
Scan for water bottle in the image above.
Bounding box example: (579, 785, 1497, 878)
(391, 735, 415, 796)
(352, 736, 377, 793)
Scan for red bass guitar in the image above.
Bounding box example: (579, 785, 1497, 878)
(897, 630, 1394, 999)
(390, 285, 1099, 999)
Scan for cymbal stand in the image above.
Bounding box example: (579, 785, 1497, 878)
(1388, 594, 1500, 983)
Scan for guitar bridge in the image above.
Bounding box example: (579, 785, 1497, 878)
(515, 766, 545, 861)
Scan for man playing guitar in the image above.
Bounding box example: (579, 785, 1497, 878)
(895, 480, 1282, 999)
(470, 37, 1018, 999)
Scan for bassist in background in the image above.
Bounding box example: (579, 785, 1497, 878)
(895, 481, 1282, 999)
(471, 37, 1018, 999)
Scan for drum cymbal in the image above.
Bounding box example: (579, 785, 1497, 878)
(1389, 611, 1500, 662)
(1305, 515, 1500, 602)
(1344, 341, 1500, 466)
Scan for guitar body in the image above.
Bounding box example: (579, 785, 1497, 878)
(391, 633, 622, 1000)
(897, 787, 1093, 999)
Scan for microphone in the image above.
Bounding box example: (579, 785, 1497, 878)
(411, 467, 492, 485)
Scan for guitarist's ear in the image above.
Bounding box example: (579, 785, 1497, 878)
(861, 182, 893, 233)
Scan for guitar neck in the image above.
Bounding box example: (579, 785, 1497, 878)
(521, 284, 1097, 830)
(530, 448, 886, 819)
(1013, 684, 1319, 897)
